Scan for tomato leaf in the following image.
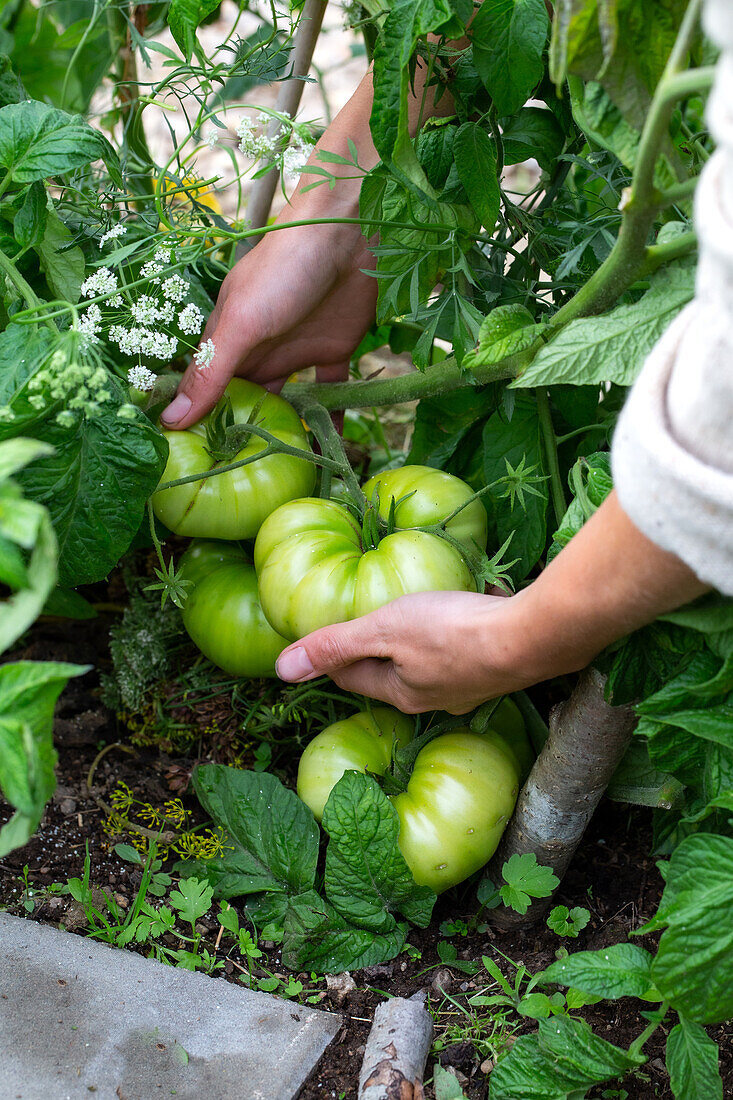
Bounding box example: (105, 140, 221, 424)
(0, 100, 121, 185)
(489, 1016, 643, 1099)
(512, 262, 695, 389)
(282, 889, 408, 974)
(16, 400, 168, 587)
(470, 0, 549, 117)
(453, 122, 500, 231)
(666, 1017, 724, 1100)
(0, 660, 88, 857)
(645, 834, 733, 1023)
(167, 0, 221, 61)
(539, 943, 655, 1000)
(174, 765, 319, 909)
(323, 771, 436, 932)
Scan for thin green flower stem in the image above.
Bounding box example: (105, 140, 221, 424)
(300, 402, 367, 512)
(535, 387, 566, 526)
(0, 251, 57, 332)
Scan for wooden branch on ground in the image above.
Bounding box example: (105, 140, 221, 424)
(488, 667, 637, 928)
(358, 991, 433, 1100)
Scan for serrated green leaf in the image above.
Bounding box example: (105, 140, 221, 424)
(167, 0, 220, 61)
(471, 0, 549, 116)
(464, 304, 545, 370)
(666, 1018, 723, 1100)
(434, 1064, 469, 1100)
(513, 262, 694, 389)
(36, 211, 85, 303)
(500, 852, 559, 915)
(453, 122, 500, 231)
(282, 889, 407, 974)
(539, 943, 654, 1000)
(323, 771, 435, 932)
(169, 877, 214, 925)
(0, 100, 121, 184)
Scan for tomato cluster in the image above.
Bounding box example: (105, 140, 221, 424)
(297, 700, 532, 892)
(156, 380, 527, 891)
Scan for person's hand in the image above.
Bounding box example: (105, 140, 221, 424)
(274, 590, 550, 714)
(161, 218, 378, 428)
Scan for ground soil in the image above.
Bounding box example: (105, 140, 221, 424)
(2, 612, 731, 1100)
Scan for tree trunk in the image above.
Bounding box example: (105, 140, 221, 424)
(488, 668, 637, 928)
(358, 992, 433, 1100)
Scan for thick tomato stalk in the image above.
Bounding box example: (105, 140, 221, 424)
(153, 379, 316, 539)
(297, 700, 531, 893)
(178, 540, 288, 678)
(254, 465, 487, 641)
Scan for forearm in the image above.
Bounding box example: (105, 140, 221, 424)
(505, 490, 710, 683)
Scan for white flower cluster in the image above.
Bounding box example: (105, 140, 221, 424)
(127, 365, 157, 392)
(99, 224, 128, 249)
(236, 115, 276, 160)
(283, 134, 315, 179)
(194, 339, 216, 370)
(74, 247, 206, 386)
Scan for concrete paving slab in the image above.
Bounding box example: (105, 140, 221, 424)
(0, 912, 341, 1100)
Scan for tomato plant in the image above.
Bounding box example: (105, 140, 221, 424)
(0, 1, 731, 1093)
(254, 496, 478, 640)
(153, 380, 316, 540)
(178, 540, 287, 678)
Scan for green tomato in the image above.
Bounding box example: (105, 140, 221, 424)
(179, 540, 287, 677)
(297, 709, 521, 893)
(486, 697, 535, 781)
(296, 707, 414, 820)
(153, 379, 316, 539)
(254, 497, 477, 641)
(362, 465, 487, 556)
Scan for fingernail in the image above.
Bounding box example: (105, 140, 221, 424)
(276, 647, 315, 681)
(161, 393, 192, 425)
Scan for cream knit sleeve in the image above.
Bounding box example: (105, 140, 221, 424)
(611, 0, 733, 595)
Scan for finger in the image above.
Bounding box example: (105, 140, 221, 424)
(161, 308, 253, 428)
(275, 612, 390, 682)
(331, 660, 428, 712)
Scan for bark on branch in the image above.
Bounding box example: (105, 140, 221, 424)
(488, 668, 637, 928)
(358, 992, 433, 1100)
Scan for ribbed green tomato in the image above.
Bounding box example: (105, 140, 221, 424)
(487, 697, 535, 781)
(178, 540, 287, 678)
(254, 498, 477, 641)
(297, 708, 521, 893)
(153, 379, 316, 539)
(296, 707, 414, 820)
(362, 465, 487, 556)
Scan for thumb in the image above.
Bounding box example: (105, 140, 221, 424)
(276, 614, 388, 682)
(160, 309, 250, 429)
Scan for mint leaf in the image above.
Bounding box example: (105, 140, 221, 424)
(0, 100, 121, 185)
(500, 853, 559, 915)
(547, 905, 591, 938)
(282, 890, 407, 974)
(470, 0, 549, 116)
(646, 834, 733, 1024)
(512, 262, 694, 389)
(323, 771, 435, 932)
(539, 943, 655, 1001)
(666, 1017, 723, 1100)
(490, 1016, 643, 1099)
(175, 766, 319, 914)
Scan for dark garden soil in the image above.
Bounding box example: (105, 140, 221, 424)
(2, 612, 732, 1100)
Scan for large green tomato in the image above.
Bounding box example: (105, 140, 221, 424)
(179, 540, 287, 677)
(254, 498, 477, 641)
(362, 465, 487, 556)
(297, 707, 522, 893)
(297, 707, 414, 820)
(153, 379, 316, 539)
(486, 697, 535, 781)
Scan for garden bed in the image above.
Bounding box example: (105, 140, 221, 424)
(3, 612, 731, 1100)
